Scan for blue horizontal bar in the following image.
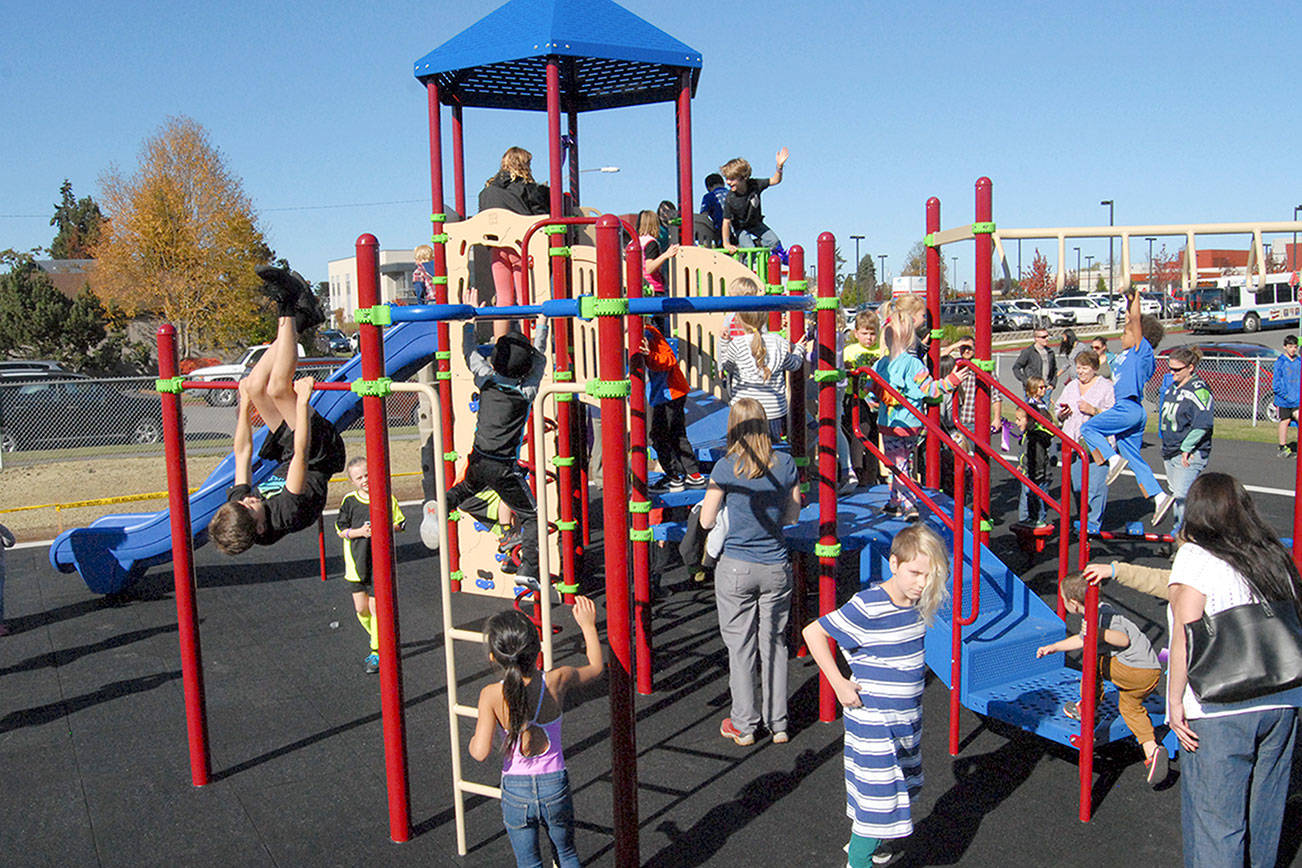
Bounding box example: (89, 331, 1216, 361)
(381, 294, 813, 323)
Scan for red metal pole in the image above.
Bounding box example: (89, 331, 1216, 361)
(948, 462, 966, 755)
(973, 181, 993, 545)
(427, 80, 462, 592)
(676, 70, 694, 247)
(595, 214, 638, 867)
(787, 245, 809, 656)
(158, 323, 210, 786)
(1078, 583, 1100, 822)
(1294, 363, 1302, 569)
(357, 234, 412, 842)
(567, 109, 580, 205)
(451, 100, 466, 219)
(817, 233, 839, 723)
(318, 515, 327, 581)
(547, 59, 579, 597)
(925, 198, 942, 488)
(766, 253, 784, 340)
(626, 238, 654, 695)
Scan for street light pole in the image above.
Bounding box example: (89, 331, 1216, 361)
(1075, 247, 1081, 292)
(1101, 199, 1114, 291)
(1293, 205, 1301, 271)
(1085, 255, 1094, 293)
(850, 234, 865, 286)
(878, 255, 887, 300)
(1146, 236, 1157, 293)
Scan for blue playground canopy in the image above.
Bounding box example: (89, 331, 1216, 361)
(413, 0, 702, 111)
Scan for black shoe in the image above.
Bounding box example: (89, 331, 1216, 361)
(497, 529, 524, 553)
(683, 473, 707, 488)
(256, 265, 308, 312)
(294, 288, 326, 332)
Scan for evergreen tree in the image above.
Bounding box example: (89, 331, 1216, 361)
(49, 180, 105, 259)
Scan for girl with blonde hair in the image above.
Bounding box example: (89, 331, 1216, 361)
(699, 398, 801, 746)
(802, 523, 950, 867)
(478, 146, 550, 339)
(721, 309, 808, 440)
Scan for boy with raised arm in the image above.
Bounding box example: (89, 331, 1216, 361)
(210, 266, 346, 554)
(720, 147, 789, 255)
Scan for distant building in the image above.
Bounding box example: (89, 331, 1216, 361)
(327, 250, 423, 327)
(34, 259, 96, 298)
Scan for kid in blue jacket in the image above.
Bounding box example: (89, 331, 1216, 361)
(1273, 335, 1301, 456)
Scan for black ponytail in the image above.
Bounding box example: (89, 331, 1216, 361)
(485, 609, 542, 755)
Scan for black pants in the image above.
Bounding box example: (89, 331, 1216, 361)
(446, 454, 538, 579)
(843, 394, 879, 483)
(650, 397, 699, 480)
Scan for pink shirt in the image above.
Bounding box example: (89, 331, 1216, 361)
(1058, 375, 1115, 442)
(500, 676, 566, 776)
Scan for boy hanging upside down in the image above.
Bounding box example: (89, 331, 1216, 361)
(210, 266, 346, 554)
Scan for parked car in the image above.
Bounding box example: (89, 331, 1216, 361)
(1140, 292, 1169, 317)
(318, 329, 351, 353)
(1039, 300, 1079, 326)
(1051, 295, 1109, 325)
(0, 379, 165, 452)
(993, 301, 1034, 331)
(186, 343, 338, 407)
(0, 360, 71, 378)
(940, 301, 976, 326)
(1141, 341, 1279, 421)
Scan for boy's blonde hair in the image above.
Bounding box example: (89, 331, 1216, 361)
(1025, 376, 1046, 396)
(210, 502, 257, 555)
(725, 397, 774, 479)
(637, 209, 661, 237)
(729, 275, 761, 297)
(854, 310, 879, 333)
(890, 524, 951, 624)
(720, 157, 752, 181)
(346, 455, 367, 476)
(413, 244, 433, 262)
(736, 310, 771, 380)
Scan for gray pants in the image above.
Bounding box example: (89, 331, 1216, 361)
(714, 556, 792, 735)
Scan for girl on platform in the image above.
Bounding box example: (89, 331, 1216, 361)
(469, 597, 605, 868)
(478, 146, 550, 340)
(722, 310, 808, 441)
(803, 523, 950, 868)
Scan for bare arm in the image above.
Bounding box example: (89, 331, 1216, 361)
(721, 218, 736, 253)
(782, 479, 802, 526)
(1036, 633, 1083, 657)
(1121, 290, 1142, 350)
(1102, 628, 1131, 649)
(768, 147, 788, 186)
(698, 482, 724, 529)
(800, 620, 861, 707)
(561, 596, 604, 689)
(644, 243, 680, 275)
(283, 377, 313, 495)
(233, 383, 255, 487)
(1166, 583, 1206, 751)
(1083, 561, 1170, 600)
(468, 684, 501, 762)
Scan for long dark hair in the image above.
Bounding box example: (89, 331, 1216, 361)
(1181, 472, 1302, 616)
(1058, 328, 1078, 356)
(485, 609, 542, 755)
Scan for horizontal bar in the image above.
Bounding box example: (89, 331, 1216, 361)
(445, 627, 485, 644)
(179, 380, 354, 392)
(385, 294, 816, 324)
(458, 780, 501, 800)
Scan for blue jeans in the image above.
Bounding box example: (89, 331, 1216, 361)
(739, 222, 781, 250)
(500, 771, 580, 868)
(1017, 484, 1046, 524)
(1070, 459, 1109, 532)
(1180, 707, 1297, 868)
(1080, 398, 1162, 497)
(1163, 452, 1208, 531)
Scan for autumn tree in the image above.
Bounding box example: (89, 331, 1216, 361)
(900, 241, 948, 289)
(95, 116, 272, 355)
(49, 180, 106, 259)
(1021, 250, 1056, 301)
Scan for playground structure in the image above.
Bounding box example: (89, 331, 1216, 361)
(44, 1, 1302, 865)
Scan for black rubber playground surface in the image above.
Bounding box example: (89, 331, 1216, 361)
(3, 436, 1302, 867)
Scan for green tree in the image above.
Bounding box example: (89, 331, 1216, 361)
(95, 116, 272, 355)
(1096, 276, 1108, 294)
(49, 180, 106, 259)
(840, 253, 877, 309)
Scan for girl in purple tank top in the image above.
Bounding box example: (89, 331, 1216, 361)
(470, 597, 605, 868)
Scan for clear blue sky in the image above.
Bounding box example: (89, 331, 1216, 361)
(4, 0, 1300, 289)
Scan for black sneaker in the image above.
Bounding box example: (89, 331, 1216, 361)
(666, 476, 687, 492)
(872, 837, 905, 866)
(514, 575, 541, 592)
(497, 528, 524, 553)
(294, 289, 327, 333)
(648, 476, 672, 493)
(256, 265, 308, 310)
(684, 473, 707, 488)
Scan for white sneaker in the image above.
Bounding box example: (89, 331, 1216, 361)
(838, 472, 858, 495)
(419, 501, 441, 550)
(1104, 454, 1128, 486)
(1152, 491, 1175, 525)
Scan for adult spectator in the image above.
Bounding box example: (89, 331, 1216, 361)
(1057, 349, 1114, 532)
(1272, 335, 1300, 457)
(698, 398, 801, 746)
(1058, 329, 1089, 382)
(1012, 328, 1057, 392)
(1090, 336, 1116, 380)
(1166, 473, 1302, 868)
(1156, 346, 1213, 531)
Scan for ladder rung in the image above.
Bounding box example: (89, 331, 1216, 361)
(453, 702, 478, 718)
(458, 780, 501, 799)
(448, 627, 485, 644)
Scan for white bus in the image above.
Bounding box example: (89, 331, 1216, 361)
(1184, 272, 1301, 334)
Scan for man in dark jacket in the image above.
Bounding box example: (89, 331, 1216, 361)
(1012, 328, 1057, 392)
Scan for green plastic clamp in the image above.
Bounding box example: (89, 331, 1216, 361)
(555, 519, 578, 531)
(930, 328, 945, 339)
(550, 456, 576, 467)
(430, 233, 450, 244)
(814, 297, 840, 310)
(450, 570, 464, 583)
(435, 351, 452, 360)
(543, 225, 569, 235)
(972, 221, 996, 234)
(548, 247, 572, 257)
(815, 542, 842, 558)
(979, 520, 993, 533)
(555, 582, 580, 594)
(785, 279, 808, 292)
(354, 305, 393, 326)
(429, 275, 448, 284)
(552, 370, 575, 381)
(975, 359, 995, 372)
(554, 392, 574, 402)
(924, 232, 938, 248)
(155, 376, 185, 394)
(630, 528, 654, 542)
(812, 369, 846, 383)
(443, 450, 459, 462)
(585, 378, 632, 399)
(436, 371, 452, 381)
(629, 500, 652, 513)
(800, 482, 811, 493)
(793, 456, 810, 467)
(765, 283, 784, 295)
(350, 377, 393, 397)
(430, 213, 447, 222)
(578, 296, 630, 319)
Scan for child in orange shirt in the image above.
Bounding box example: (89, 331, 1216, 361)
(643, 322, 704, 492)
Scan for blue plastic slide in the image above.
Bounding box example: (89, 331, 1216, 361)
(49, 321, 443, 594)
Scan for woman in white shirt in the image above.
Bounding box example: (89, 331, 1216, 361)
(1166, 472, 1302, 868)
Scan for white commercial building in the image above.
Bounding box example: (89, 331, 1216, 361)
(326, 249, 422, 326)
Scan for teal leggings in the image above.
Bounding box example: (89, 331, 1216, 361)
(847, 834, 880, 868)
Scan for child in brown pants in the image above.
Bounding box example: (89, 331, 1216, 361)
(1037, 572, 1168, 787)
